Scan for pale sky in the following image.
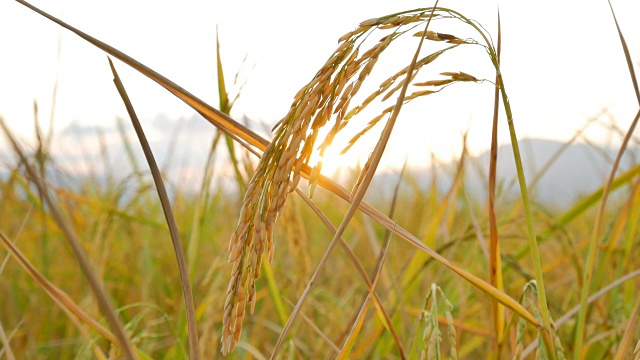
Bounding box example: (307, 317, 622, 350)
(1, 0, 639, 172)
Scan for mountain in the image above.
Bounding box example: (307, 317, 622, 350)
(381, 138, 640, 208)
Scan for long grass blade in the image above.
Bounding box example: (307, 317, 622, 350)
(574, 107, 640, 357)
(488, 10, 505, 353)
(573, 2, 640, 353)
(0, 117, 137, 359)
(216, 30, 246, 191)
(108, 58, 200, 360)
(608, 0, 640, 104)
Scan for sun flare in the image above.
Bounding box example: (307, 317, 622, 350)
(308, 137, 371, 177)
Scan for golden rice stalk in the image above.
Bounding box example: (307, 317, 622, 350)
(222, 36, 361, 354)
(222, 9, 476, 354)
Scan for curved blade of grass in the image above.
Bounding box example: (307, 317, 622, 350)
(488, 12, 506, 352)
(15, 0, 543, 337)
(574, 1, 640, 353)
(574, 107, 640, 358)
(607, 0, 640, 104)
(108, 58, 200, 360)
(216, 30, 246, 191)
(0, 117, 137, 359)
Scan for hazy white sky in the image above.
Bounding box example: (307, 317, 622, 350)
(1, 0, 639, 171)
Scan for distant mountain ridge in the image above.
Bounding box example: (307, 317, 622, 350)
(384, 138, 640, 208)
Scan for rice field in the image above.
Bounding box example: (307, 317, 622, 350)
(1, 1, 639, 359)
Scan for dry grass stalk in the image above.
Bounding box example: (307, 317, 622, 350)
(221, 8, 479, 354)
